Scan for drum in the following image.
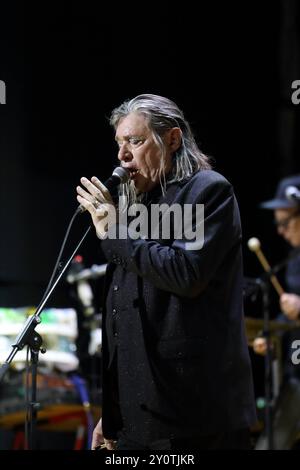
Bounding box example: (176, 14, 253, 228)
(0, 367, 101, 449)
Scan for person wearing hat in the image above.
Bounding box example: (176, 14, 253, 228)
(254, 174, 300, 449)
(260, 174, 300, 321)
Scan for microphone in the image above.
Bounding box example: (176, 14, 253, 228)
(102, 166, 130, 192)
(285, 185, 300, 201)
(77, 166, 130, 213)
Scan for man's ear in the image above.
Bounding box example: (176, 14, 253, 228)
(167, 127, 182, 152)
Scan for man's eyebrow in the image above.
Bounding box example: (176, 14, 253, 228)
(115, 134, 130, 141)
(115, 134, 145, 141)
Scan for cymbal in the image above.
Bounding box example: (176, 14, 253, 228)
(245, 317, 300, 345)
(245, 317, 298, 332)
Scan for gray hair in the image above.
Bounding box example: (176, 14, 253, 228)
(110, 94, 211, 205)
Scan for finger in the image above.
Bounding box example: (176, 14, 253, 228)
(77, 185, 98, 204)
(104, 439, 115, 450)
(91, 176, 112, 198)
(77, 195, 97, 214)
(91, 428, 104, 450)
(81, 177, 105, 201)
(95, 206, 109, 217)
(92, 437, 104, 450)
(91, 430, 104, 448)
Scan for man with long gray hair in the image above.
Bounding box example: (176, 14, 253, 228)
(76, 94, 256, 450)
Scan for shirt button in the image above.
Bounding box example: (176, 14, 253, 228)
(113, 285, 119, 291)
(113, 332, 118, 338)
(112, 308, 117, 315)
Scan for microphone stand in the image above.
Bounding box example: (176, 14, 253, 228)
(255, 277, 274, 450)
(0, 226, 91, 450)
(255, 247, 300, 449)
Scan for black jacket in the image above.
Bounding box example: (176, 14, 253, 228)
(100, 170, 257, 445)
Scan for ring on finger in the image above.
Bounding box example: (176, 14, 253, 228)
(93, 197, 100, 208)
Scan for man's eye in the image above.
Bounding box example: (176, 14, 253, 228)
(129, 137, 144, 145)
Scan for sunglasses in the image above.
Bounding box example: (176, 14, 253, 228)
(273, 210, 300, 229)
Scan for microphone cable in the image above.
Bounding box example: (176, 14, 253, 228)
(36, 166, 129, 309)
(36, 206, 90, 311)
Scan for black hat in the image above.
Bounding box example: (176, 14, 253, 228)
(260, 174, 300, 209)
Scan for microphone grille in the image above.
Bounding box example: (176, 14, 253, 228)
(112, 166, 130, 183)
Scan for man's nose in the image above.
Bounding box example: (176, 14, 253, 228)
(118, 144, 132, 162)
(277, 226, 284, 236)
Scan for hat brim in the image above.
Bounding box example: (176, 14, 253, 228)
(259, 198, 298, 209)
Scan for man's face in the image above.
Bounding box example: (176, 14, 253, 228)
(115, 112, 174, 193)
(274, 208, 300, 247)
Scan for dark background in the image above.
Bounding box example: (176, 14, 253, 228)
(0, 0, 299, 309)
(0, 0, 300, 449)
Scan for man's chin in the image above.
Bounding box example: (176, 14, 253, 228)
(133, 177, 159, 194)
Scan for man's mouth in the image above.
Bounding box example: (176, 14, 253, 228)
(129, 169, 140, 179)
